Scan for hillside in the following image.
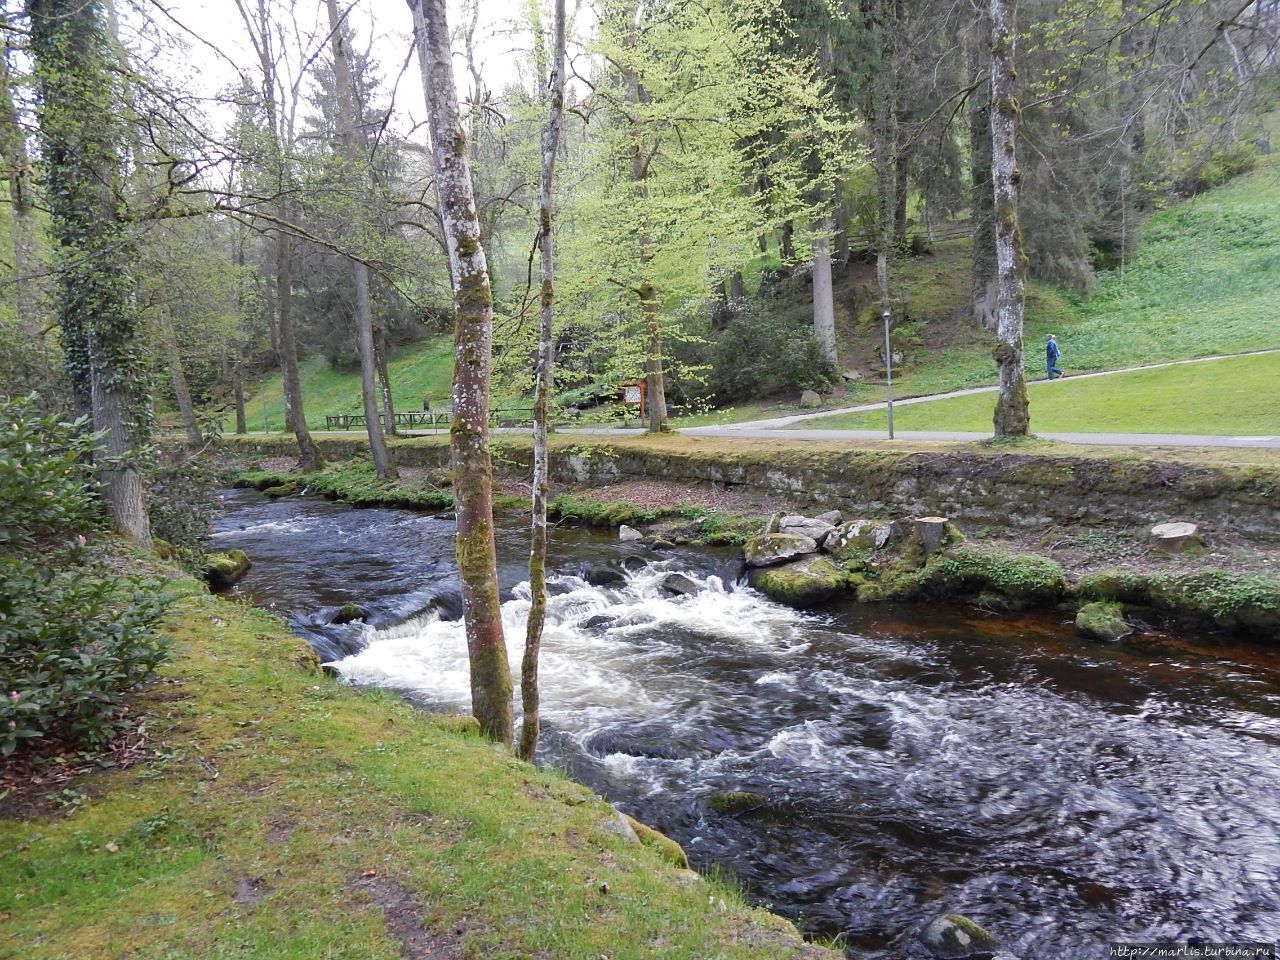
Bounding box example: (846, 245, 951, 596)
(235, 141, 1279, 433)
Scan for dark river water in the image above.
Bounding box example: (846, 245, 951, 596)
(211, 488, 1280, 958)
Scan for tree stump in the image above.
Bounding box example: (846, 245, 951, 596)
(1149, 521, 1201, 554)
(914, 517, 950, 559)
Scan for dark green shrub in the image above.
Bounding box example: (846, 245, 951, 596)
(709, 304, 836, 403)
(0, 394, 101, 547)
(148, 452, 220, 575)
(0, 561, 172, 755)
(0, 394, 173, 757)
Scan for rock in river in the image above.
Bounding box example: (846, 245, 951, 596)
(778, 514, 836, 544)
(206, 549, 251, 589)
(748, 556, 846, 608)
(1075, 601, 1132, 642)
(743, 533, 819, 568)
(920, 914, 997, 958)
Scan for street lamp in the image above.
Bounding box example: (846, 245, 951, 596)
(882, 306, 895, 440)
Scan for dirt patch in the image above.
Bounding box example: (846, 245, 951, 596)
(233, 875, 268, 909)
(351, 875, 463, 960)
(254, 456, 301, 474)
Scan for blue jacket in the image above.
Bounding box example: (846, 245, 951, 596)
(1046, 339, 1061, 362)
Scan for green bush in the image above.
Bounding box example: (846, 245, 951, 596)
(0, 394, 101, 547)
(709, 304, 836, 403)
(0, 561, 171, 755)
(0, 394, 173, 757)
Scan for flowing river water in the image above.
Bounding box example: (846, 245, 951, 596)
(212, 488, 1280, 958)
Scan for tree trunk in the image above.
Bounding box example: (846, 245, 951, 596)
(233, 343, 247, 435)
(989, 0, 1030, 437)
(893, 151, 910, 250)
(967, 7, 997, 330)
(409, 0, 514, 745)
(274, 211, 323, 467)
(520, 0, 566, 764)
(162, 317, 201, 447)
(30, 0, 150, 545)
(326, 0, 394, 479)
(873, 0, 898, 323)
(811, 219, 838, 369)
(375, 325, 397, 434)
(833, 180, 850, 263)
(729, 270, 745, 302)
(779, 220, 796, 262)
(641, 283, 668, 433)
(249, 0, 322, 469)
(623, 11, 668, 435)
(0, 43, 44, 385)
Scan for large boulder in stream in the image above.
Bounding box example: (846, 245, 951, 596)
(749, 556, 846, 608)
(205, 549, 251, 589)
(743, 533, 818, 568)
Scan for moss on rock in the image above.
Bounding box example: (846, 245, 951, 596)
(623, 814, 690, 869)
(262, 482, 298, 498)
(915, 546, 1065, 609)
(708, 792, 768, 814)
(1076, 601, 1132, 642)
(749, 556, 847, 608)
(206, 549, 251, 589)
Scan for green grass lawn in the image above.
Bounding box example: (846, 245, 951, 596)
(802, 352, 1280, 435)
(237, 336, 456, 432)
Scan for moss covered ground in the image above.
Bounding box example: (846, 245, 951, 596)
(0, 577, 835, 960)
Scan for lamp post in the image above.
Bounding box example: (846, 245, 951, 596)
(882, 306, 895, 440)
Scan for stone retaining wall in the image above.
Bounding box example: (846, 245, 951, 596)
(220, 435, 1280, 541)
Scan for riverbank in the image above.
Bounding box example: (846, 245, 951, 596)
(0, 561, 835, 960)
(217, 434, 1280, 641)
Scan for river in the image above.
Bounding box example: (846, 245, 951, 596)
(211, 487, 1280, 958)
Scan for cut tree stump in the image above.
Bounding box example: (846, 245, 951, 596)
(914, 517, 950, 559)
(1149, 521, 1201, 553)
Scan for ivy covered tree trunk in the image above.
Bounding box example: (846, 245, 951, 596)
(409, 0, 514, 745)
(232, 343, 248, 435)
(29, 0, 150, 545)
(520, 0, 566, 764)
(326, 0, 395, 479)
(374, 327, 397, 436)
(989, 0, 1030, 437)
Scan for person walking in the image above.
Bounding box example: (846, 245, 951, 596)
(1045, 334, 1064, 380)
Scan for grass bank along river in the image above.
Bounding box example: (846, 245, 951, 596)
(197, 487, 1280, 958)
(0, 545, 833, 960)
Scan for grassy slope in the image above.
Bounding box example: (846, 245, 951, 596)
(0, 581, 833, 960)
(805, 351, 1280, 435)
(238, 337, 456, 433)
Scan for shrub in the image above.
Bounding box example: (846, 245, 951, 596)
(709, 304, 836, 403)
(0, 561, 172, 756)
(0, 394, 101, 548)
(0, 393, 173, 757)
(148, 452, 220, 575)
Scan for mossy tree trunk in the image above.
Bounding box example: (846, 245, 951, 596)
(162, 315, 201, 447)
(325, 0, 394, 480)
(30, 0, 150, 546)
(375, 327, 397, 437)
(967, 8, 997, 331)
(989, 0, 1030, 437)
(409, 0, 514, 745)
(0, 40, 45, 388)
(520, 0, 566, 764)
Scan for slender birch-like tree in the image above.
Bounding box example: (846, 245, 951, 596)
(325, 0, 395, 480)
(408, 0, 513, 744)
(989, 0, 1030, 436)
(519, 0, 567, 763)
